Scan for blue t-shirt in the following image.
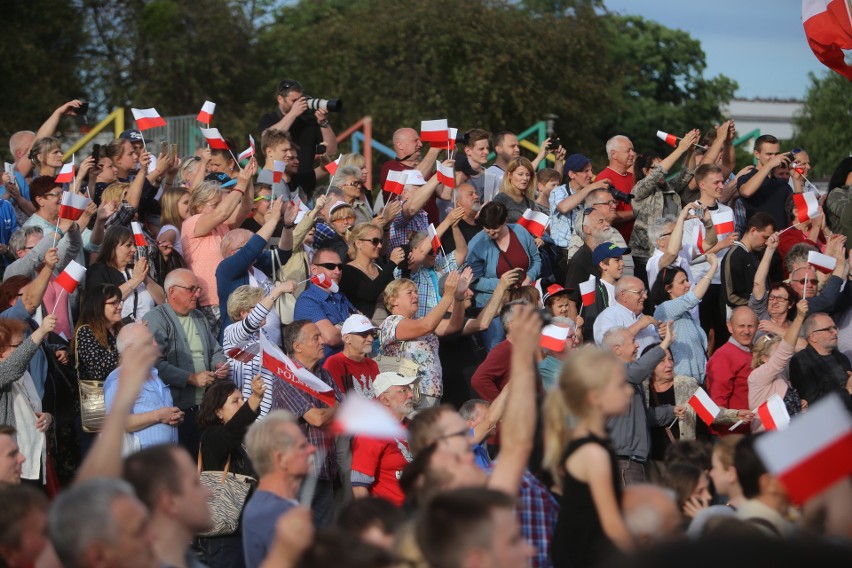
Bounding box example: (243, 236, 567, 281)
(293, 283, 357, 359)
(242, 490, 297, 568)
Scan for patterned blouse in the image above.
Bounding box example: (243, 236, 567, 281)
(74, 325, 119, 383)
(378, 314, 443, 398)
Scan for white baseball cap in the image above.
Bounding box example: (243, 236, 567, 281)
(372, 371, 417, 397)
(341, 314, 376, 335)
(401, 170, 427, 186)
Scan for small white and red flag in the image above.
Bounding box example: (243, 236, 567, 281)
(693, 224, 705, 255)
(756, 394, 791, 431)
(802, 0, 852, 81)
(420, 119, 449, 144)
(226, 339, 260, 364)
(580, 275, 596, 307)
(273, 160, 286, 184)
(54, 162, 75, 184)
(196, 101, 215, 124)
(131, 222, 147, 247)
(427, 224, 441, 254)
(808, 250, 837, 274)
(755, 393, 852, 504)
(332, 395, 406, 440)
(688, 387, 721, 426)
(711, 210, 735, 235)
(540, 325, 570, 352)
(436, 161, 455, 188)
(131, 108, 166, 131)
(656, 130, 678, 147)
(261, 336, 337, 407)
(199, 127, 229, 150)
(55, 260, 86, 294)
(383, 170, 407, 195)
(237, 144, 254, 162)
(58, 191, 90, 221)
(324, 154, 342, 176)
(793, 191, 820, 223)
(431, 127, 458, 150)
(532, 279, 543, 298)
(518, 209, 549, 238)
(310, 273, 339, 294)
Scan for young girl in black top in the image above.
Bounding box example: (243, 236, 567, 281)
(544, 346, 635, 567)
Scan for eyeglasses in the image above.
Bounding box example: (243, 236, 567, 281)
(44, 192, 62, 200)
(314, 262, 344, 271)
(333, 215, 356, 222)
(809, 325, 837, 334)
(172, 284, 202, 294)
(593, 200, 617, 207)
(105, 299, 123, 307)
(254, 195, 272, 202)
(349, 330, 375, 338)
(622, 289, 647, 297)
(767, 294, 789, 302)
(358, 238, 383, 246)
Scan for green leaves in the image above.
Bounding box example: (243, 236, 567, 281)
(792, 71, 852, 177)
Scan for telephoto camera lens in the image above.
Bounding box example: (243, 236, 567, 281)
(305, 98, 343, 113)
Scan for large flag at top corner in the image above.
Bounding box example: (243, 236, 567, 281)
(802, 0, 852, 80)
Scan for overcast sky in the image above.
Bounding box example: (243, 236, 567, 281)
(603, 0, 828, 100)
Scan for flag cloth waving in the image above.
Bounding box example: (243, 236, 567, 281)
(196, 101, 215, 124)
(131, 108, 166, 131)
(58, 191, 91, 221)
(55, 260, 86, 294)
(802, 0, 852, 80)
(261, 336, 337, 407)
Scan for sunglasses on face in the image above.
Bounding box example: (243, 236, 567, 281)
(358, 238, 383, 246)
(314, 262, 344, 271)
(254, 195, 272, 202)
(350, 330, 375, 338)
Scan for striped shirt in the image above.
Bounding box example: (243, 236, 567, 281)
(222, 302, 275, 417)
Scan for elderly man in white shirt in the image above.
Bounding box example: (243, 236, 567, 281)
(593, 276, 661, 353)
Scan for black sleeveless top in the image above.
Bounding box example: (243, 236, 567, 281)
(552, 433, 622, 568)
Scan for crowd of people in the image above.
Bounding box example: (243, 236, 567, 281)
(0, 78, 851, 568)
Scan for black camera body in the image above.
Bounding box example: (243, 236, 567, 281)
(547, 138, 561, 151)
(305, 97, 343, 113)
(609, 187, 633, 204)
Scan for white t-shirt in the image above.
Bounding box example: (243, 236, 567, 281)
(647, 247, 699, 322)
(681, 202, 733, 285)
(157, 224, 183, 256)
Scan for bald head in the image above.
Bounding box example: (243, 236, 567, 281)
(9, 131, 35, 160)
(622, 484, 682, 546)
(616, 276, 643, 296)
(392, 128, 422, 161)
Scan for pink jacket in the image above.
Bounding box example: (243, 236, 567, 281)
(747, 340, 794, 432)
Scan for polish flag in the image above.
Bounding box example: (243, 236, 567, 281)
(55, 260, 86, 294)
(436, 161, 455, 188)
(711, 210, 735, 235)
(261, 336, 337, 407)
(579, 275, 596, 307)
(383, 170, 407, 195)
(518, 209, 549, 238)
(421, 119, 449, 144)
(273, 160, 286, 184)
(755, 394, 852, 504)
(688, 387, 721, 426)
(238, 135, 255, 162)
(54, 162, 75, 184)
(310, 273, 339, 294)
(533, 279, 543, 298)
(808, 250, 837, 274)
(540, 325, 570, 352)
(199, 127, 229, 150)
(332, 395, 405, 439)
(656, 130, 678, 148)
(431, 127, 458, 150)
(131, 108, 166, 131)
(324, 154, 342, 176)
(58, 191, 91, 221)
(226, 339, 260, 364)
(131, 222, 147, 247)
(693, 224, 705, 255)
(196, 100, 215, 124)
(757, 394, 791, 431)
(802, 0, 852, 81)
(793, 191, 820, 223)
(427, 224, 441, 254)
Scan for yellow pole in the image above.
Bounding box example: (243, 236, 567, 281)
(63, 108, 124, 160)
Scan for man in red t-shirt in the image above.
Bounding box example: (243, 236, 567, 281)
(595, 135, 636, 243)
(323, 315, 380, 398)
(350, 372, 417, 506)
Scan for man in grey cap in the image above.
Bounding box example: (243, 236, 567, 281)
(351, 371, 417, 505)
(548, 154, 613, 283)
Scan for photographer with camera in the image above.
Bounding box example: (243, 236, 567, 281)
(258, 79, 339, 194)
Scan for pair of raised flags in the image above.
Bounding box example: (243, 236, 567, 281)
(382, 163, 456, 196)
(421, 119, 457, 150)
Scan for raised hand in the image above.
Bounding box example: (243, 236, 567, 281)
(454, 266, 473, 301)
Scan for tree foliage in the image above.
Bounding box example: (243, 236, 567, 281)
(792, 71, 852, 177)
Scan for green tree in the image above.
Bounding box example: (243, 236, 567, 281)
(597, 15, 737, 157)
(792, 71, 852, 177)
(0, 0, 84, 160)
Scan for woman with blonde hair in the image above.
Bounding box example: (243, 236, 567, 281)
(339, 222, 404, 320)
(747, 299, 808, 432)
(158, 188, 190, 256)
(27, 137, 64, 178)
(314, 201, 356, 262)
(544, 345, 634, 566)
(378, 270, 471, 409)
(181, 159, 256, 336)
(492, 157, 536, 223)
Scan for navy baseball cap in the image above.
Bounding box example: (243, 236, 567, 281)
(205, 172, 237, 188)
(592, 242, 630, 265)
(564, 154, 591, 173)
(119, 129, 152, 144)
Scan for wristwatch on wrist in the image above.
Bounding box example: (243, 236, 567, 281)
(318, 120, 330, 128)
